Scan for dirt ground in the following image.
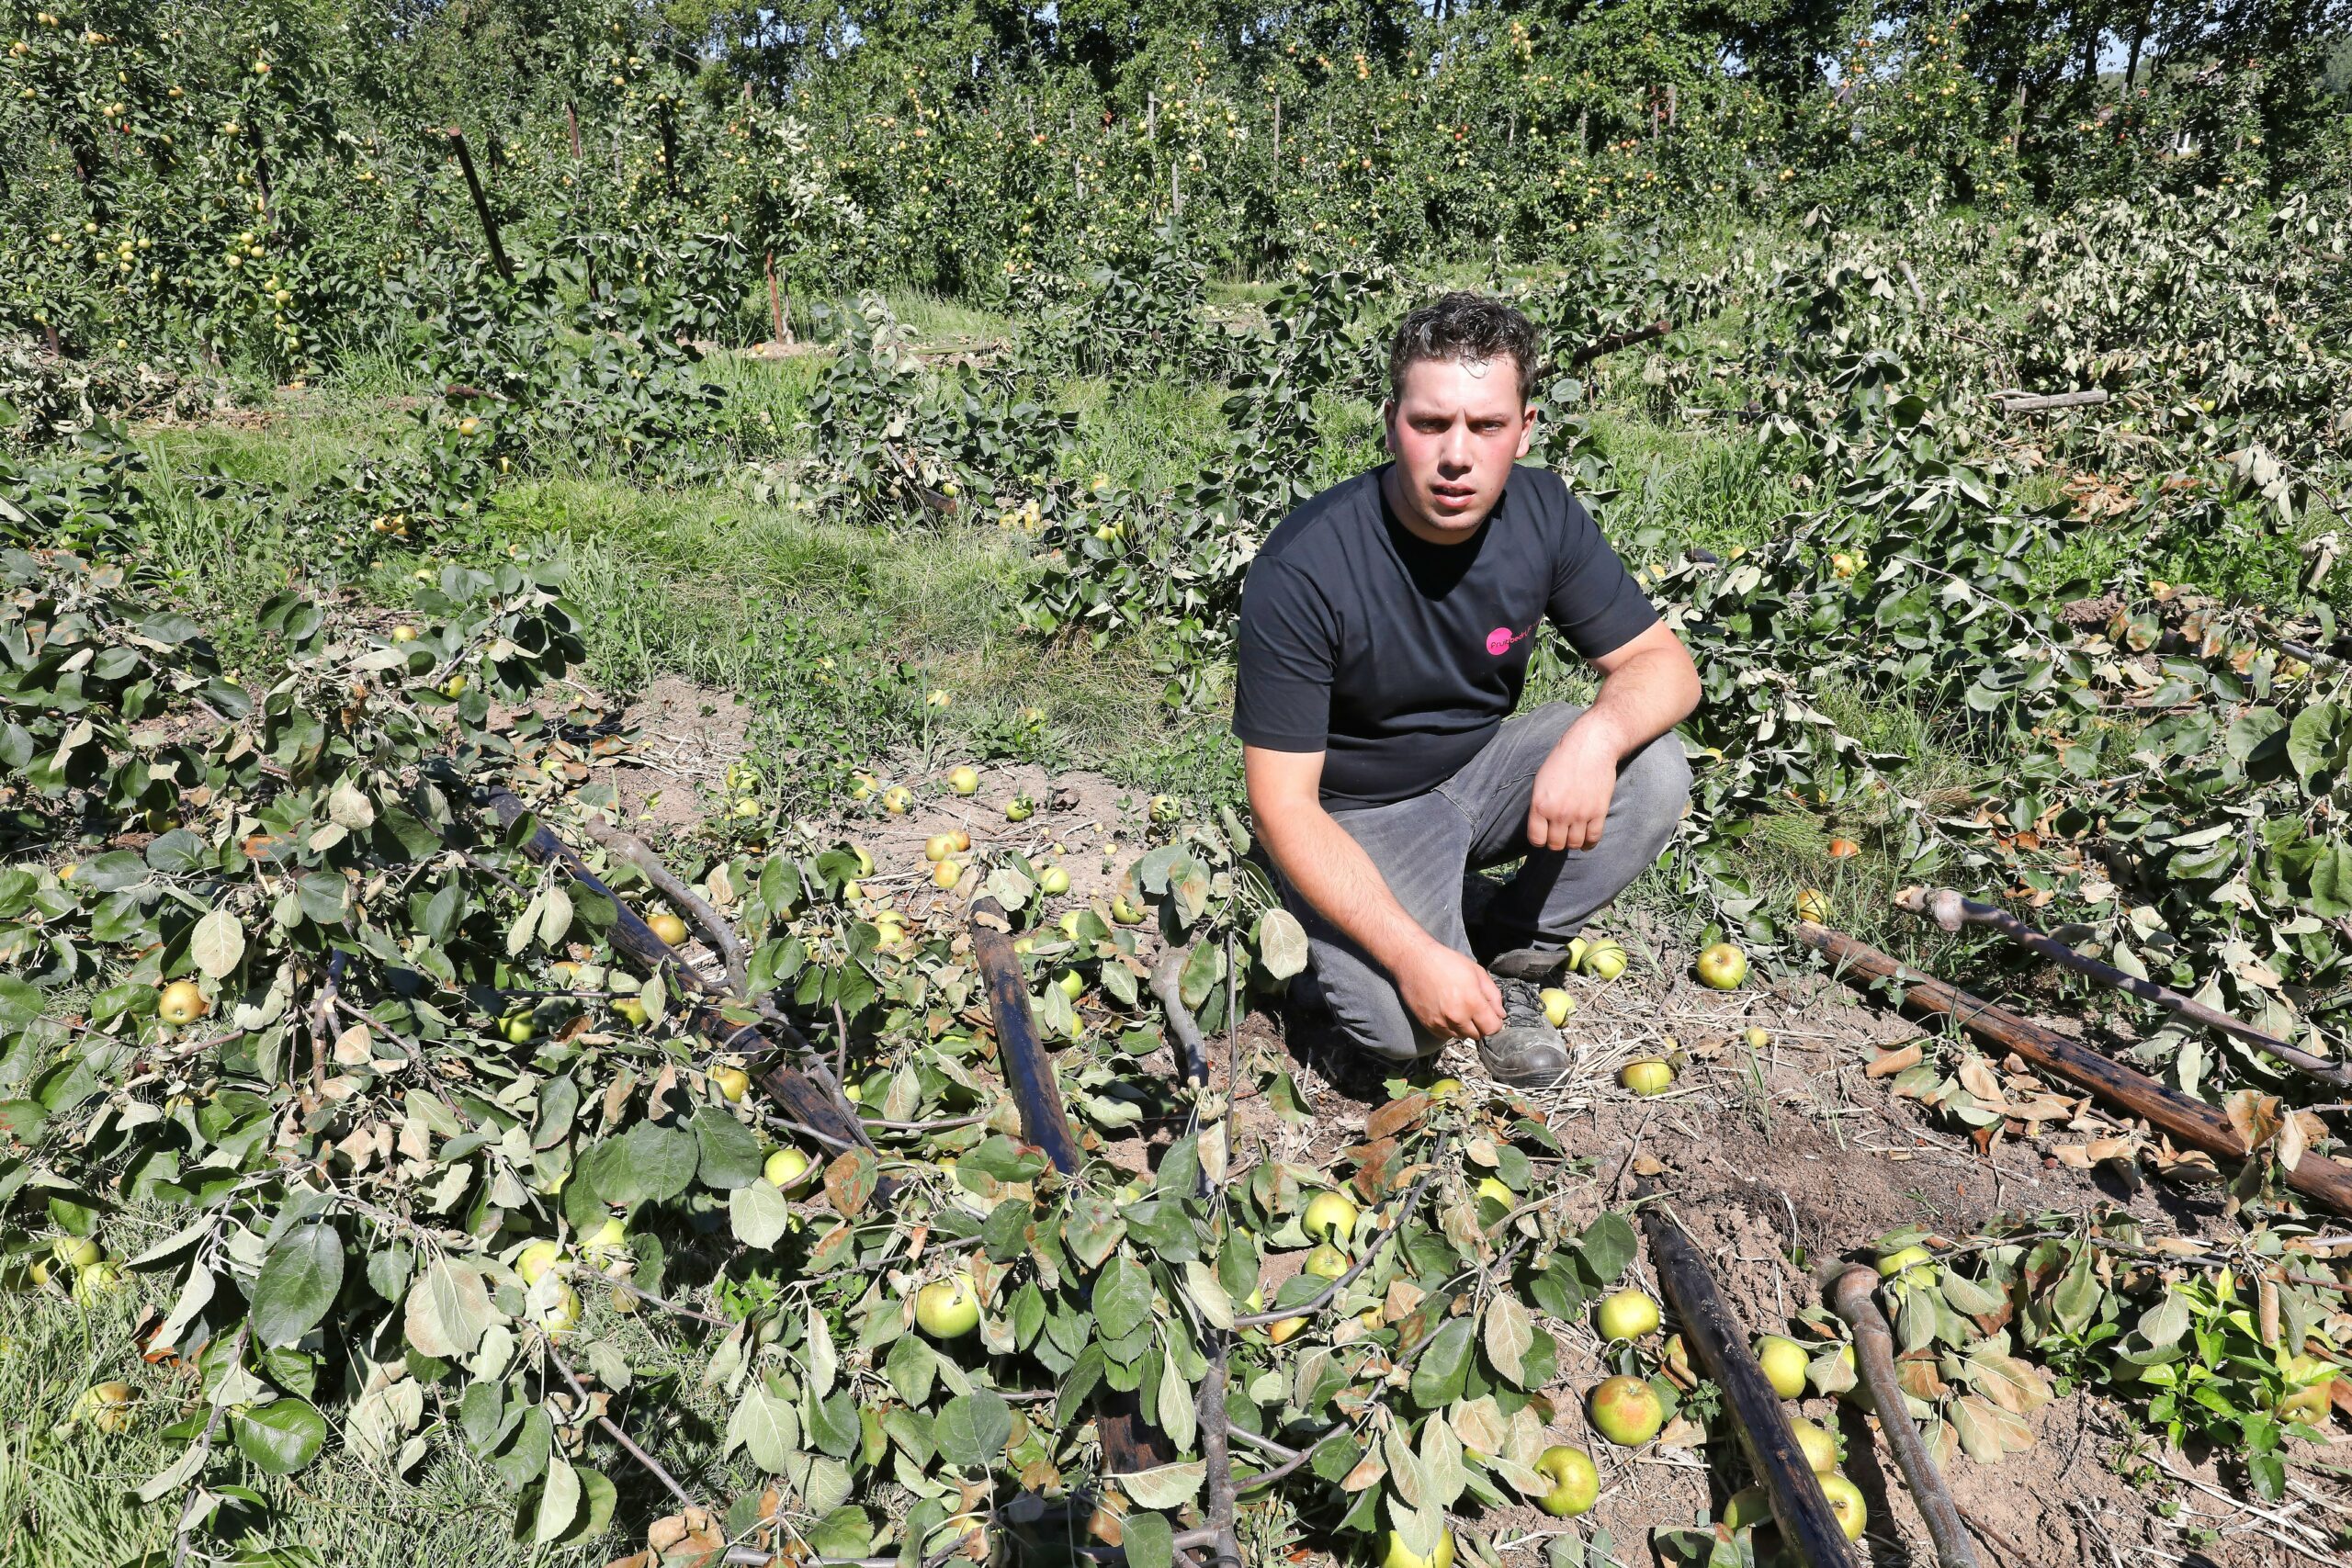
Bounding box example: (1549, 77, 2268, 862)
(608, 677, 2350, 1568)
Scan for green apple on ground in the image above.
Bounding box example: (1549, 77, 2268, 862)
(764, 1146, 814, 1194)
(1588, 1374, 1665, 1446)
(581, 1217, 629, 1269)
(1620, 1058, 1674, 1095)
(1817, 1473, 1867, 1540)
(1540, 987, 1575, 1025)
(1789, 1416, 1839, 1472)
(1532, 1444, 1599, 1517)
(915, 1273, 981, 1337)
(948, 765, 979, 795)
(74, 1382, 134, 1434)
(1111, 894, 1144, 923)
(648, 911, 689, 946)
(1303, 1243, 1351, 1280)
(710, 1065, 750, 1101)
(1877, 1244, 1937, 1287)
(1695, 942, 1748, 989)
(1756, 1335, 1809, 1398)
(1721, 1483, 1772, 1530)
(536, 1282, 582, 1336)
(1378, 1529, 1453, 1568)
(51, 1236, 102, 1270)
(1037, 865, 1070, 895)
(516, 1240, 567, 1285)
(1580, 940, 1627, 980)
(1476, 1176, 1513, 1206)
(158, 979, 208, 1026)
(1301, 1190, 1357, 1244)
(1596, 1288, 1660, 1341)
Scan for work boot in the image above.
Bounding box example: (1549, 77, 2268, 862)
(1482, 942, 1575, 983)
(1476, 979, 1570, 1089)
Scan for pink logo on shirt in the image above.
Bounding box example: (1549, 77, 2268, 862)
(1486, 625, 1531, 657)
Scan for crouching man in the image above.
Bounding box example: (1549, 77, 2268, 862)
(1234, 293, 1699, 1088)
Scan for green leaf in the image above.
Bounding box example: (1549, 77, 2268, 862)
(728, 1383, 800, 1473)
(0, 976, 45, 1028)
(533, 1453, 581, 1546)
(1123, 1511, 1174, 1568)
(1178, 941, 1225, 1011)
(609, 1120, 698, 1205)
(251, 1224, 343, 1348)
(1115, 1460, 1205, 1510)
(231, 1398, 328, 1475)
(2288, 702, 2344, 781)
(1409, 1317, 1476, 1408)
(693, 1106, 761, 1190)
(1483, 1294, 1534, 1388)
(729, 1180, 793, 1249)
(1576, 1211, 1637, 1284)
(933, 1390, 1012, 1469)
(1256, 908, 1309, 980)
(1093, 1254, 1154, 1341)
(404, 1258, 496, 1359)
(808, 1389, 860, 1459)
(887, 1330, 937, 1404)
(187, 908, 245, 979)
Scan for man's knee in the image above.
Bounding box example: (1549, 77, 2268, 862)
(1304, 951, 1442, 1065)
(1616, 733, 1692, 847)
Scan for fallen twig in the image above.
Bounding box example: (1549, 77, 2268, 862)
(1897, 885, 2352, 1089)
(1826, 1265, 1983, 1568)
(584, 817, 750, 994)
(1996, 389, 2109, 413)
(1232, 1145, 1450, 1328)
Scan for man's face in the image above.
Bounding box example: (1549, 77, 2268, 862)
(1381, 355, 1536, 542)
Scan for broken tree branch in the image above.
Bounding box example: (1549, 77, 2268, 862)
(1566, 319, 1671, 367)
(1150, 947, 1213, 1089)
(483, 790, 873, 1158)
(1896, 885, 2352, 1089)
(1798, 920, 2352, 1217)
(1640, 1184, 1860, 1568)
(1996, 389, 2109, 413)
(446, 128, 514, 284)
(967, 896, 1164, 1476)
(1826, 1266, 1984, 1568)
(969, 897, 1085, 1175)
(583, 816, 751, 995)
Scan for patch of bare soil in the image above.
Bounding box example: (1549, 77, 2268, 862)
(612, 676, 754, 834)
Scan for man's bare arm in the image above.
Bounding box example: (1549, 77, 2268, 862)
(1245, 744, 1506, 1041)
(1526, 620, 1701, 852)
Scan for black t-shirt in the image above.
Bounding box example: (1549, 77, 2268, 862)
(1231, 462, 1658, 808)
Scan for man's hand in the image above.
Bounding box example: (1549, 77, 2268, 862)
(1526, 718, 1621, 852)
(1392, 941, 1506, 1041)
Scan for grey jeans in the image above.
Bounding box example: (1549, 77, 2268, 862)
(1284, 702, 1692, 1062)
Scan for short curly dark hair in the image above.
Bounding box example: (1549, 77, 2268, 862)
(1386, 292, 1541, 408)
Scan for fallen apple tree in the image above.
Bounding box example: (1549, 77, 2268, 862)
(1799, 919, 2352, 1217)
